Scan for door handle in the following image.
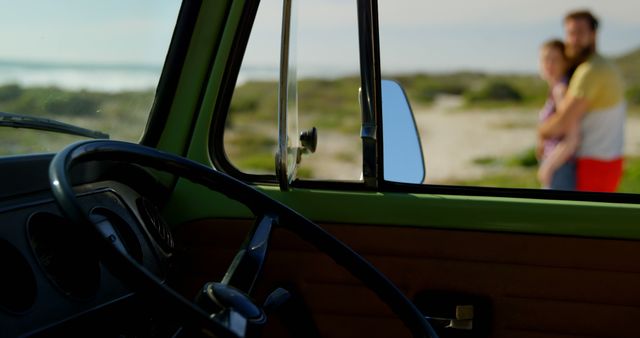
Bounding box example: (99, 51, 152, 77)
(426, 304, 474, 330)
(413, 290, 491, 338)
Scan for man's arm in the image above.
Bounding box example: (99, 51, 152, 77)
(538, 95, 589, 139)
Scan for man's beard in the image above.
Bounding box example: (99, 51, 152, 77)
(568, 43, 595, 66)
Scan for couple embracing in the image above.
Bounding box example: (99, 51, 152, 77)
(537, 10, 626, 192)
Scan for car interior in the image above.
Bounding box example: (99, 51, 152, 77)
(2, 1, 640, 338)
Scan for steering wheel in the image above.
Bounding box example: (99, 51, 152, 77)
(49, 140, 438, 338)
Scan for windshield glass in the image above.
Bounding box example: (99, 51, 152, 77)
(0, 0, 181, 156)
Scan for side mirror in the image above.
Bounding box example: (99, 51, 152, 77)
(382, 80, 425, 184)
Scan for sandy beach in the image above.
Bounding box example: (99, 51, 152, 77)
(237, 95, 639, 184)
(414, 95, 640, 183)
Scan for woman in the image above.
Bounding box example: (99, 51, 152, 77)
(536, 39, 580, 190)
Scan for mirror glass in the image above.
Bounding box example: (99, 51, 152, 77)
(382, 80, 425, 184)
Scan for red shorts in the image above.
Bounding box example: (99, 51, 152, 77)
(576, 157, 623, 192)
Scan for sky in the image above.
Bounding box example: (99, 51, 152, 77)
(0, 0, 180, 66)
(377, 0, 640, 73)
(243, 0, 640, 77)
(0, 0, 637, 76)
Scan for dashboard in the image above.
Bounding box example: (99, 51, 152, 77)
(0, 154, 175, 337)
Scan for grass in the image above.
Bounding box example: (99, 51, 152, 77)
(225, 72, 640, 184)
(461, 149, 541, 188)
(232, 153, 275, 175)
(4, 73, 640, 193)
(452, 168, 540, 189)
(0, 84, 153, 155)
(473, 148, 538, 168)
(618, 157, 640, 194)
(225, 76, 362, 176)
(457, 154, 640, 193)
(224, 73, 548, 176)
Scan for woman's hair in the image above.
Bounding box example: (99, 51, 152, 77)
(541, 39, 568, 61)
(541, 39, 576, 79)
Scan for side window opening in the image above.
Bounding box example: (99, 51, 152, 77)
(378, 0, 640, 194)
(224, 0, 640, 196)
(224, 0, 362, 182)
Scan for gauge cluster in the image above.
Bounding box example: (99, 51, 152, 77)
(0, 181, 173, 337)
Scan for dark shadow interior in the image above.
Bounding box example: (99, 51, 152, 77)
(174, 219, 640, 338)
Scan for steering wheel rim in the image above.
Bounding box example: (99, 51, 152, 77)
(48, 140, 438, 338)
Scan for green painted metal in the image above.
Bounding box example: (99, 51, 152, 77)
(155, 1, 232, 156)
(186, 0, 247, 165)
(163, 0, 252, 219)
(159, 0, 640, 243)
(165, 180, 640, 241)
(163, 0, 251, 220)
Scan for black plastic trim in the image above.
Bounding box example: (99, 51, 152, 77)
(141, 0, 203, 147)
(356, 0, 383, 189)
(379, 180, 640, 204)
(370, 0, 383, 188)
(289, 179, 640, 205)
(209, 0, 275, 183)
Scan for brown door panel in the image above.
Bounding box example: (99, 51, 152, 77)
(173, 219, 640, 338)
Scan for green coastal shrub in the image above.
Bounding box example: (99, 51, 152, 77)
(626, 85, 640, 106)
(0, 84, 23, 102)
(229, 81, 278, 118)
(0, 86, 103, 116)
(465, 81, 523, 103)
(44, 91, 101, 116)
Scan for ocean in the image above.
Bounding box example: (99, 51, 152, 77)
(0, 60, 357, 92)
(0, 61, 283, 92)
(0, 60, 163, 92)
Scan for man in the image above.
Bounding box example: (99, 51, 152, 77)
(539, 10, 626, 192)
